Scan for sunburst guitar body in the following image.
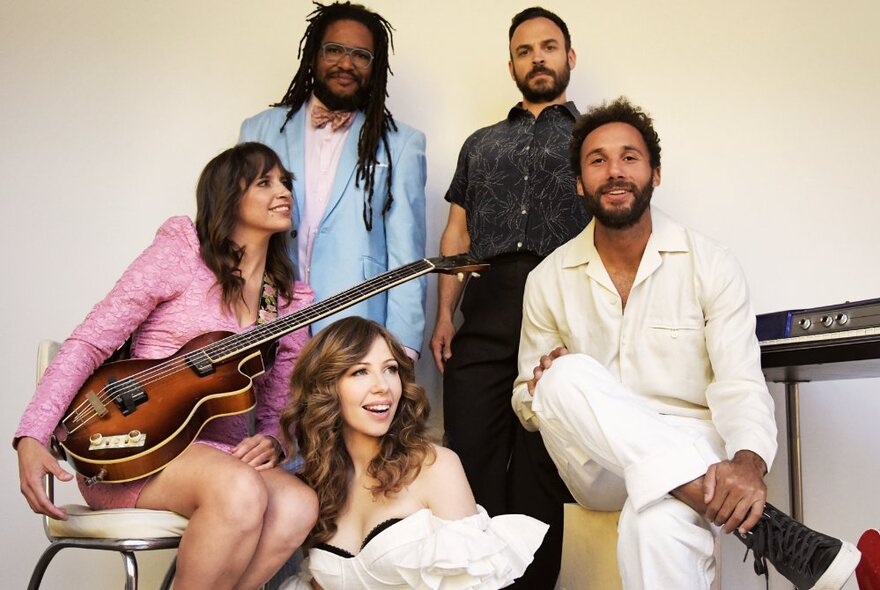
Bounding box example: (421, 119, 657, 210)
(52, 255, 488, 483)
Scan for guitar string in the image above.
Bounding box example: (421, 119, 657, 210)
(63, 260, 435, 433)
(65, 261, 428, 429)
(64, 275, 410, 431)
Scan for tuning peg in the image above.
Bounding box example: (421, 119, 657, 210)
(456, 272, 465, 282)
(472, 272, 481, 279)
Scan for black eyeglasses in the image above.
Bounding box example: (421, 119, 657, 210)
(320, 43, 374, 69)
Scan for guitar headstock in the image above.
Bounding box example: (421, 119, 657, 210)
(427, 254, 490, 275)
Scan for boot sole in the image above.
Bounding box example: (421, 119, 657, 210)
(810, 540, 861, 590)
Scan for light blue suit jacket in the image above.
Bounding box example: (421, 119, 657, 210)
(240, 106, 427, 352)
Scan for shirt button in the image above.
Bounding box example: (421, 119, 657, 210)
(517, 241, 523, 249)
(521, 209, 527, 215)
(525, 146, 531, 151)
(524, 175, 529, 181)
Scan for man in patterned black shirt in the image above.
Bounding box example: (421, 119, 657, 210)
(430, 7, 591, 587)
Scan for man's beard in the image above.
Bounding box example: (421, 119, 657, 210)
(583, 178, 654, 229)
(515, 63, 570, 104)
(313, 74, 370, 112)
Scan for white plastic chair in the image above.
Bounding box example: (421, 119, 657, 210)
(27, 340, 189, 590)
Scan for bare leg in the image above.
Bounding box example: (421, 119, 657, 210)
(233, 468, 318, 590)
(136, 445, 269, 590)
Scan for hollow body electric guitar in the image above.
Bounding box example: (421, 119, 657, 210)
(53, 255, 487, 484)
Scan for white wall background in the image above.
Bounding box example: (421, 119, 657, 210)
(2, 1, 878, 588)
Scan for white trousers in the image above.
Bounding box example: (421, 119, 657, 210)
(531, 354, 725, 590)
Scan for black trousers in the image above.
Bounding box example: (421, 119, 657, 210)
(443, 253, 572, 589)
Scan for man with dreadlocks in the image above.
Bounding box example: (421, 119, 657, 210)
(240, 2, 426, 356)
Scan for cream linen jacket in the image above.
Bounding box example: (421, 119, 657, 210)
(513, 208, 777, 468)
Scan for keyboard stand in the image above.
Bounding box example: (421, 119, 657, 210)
(785, 382, 804, 521)
(760, 332, 880, 521)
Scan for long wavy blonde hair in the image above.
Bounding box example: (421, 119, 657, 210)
(280, 316, 434, 545)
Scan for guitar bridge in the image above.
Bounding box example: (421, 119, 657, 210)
(85, 392, 108, 417)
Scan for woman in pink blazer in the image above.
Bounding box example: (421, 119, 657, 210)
(15, 143, 318, 590)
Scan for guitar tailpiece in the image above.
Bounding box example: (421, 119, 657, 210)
(84, 469, 107, 486)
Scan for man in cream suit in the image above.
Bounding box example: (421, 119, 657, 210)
(241, 2, 426, 356)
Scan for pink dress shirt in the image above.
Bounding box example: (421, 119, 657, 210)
(15, 216, 313, 509)
(299, 96, 354, 284)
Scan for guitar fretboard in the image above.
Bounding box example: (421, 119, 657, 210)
(200, 258, 433, 362)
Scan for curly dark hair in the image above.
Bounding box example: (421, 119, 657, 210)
(195, 142, 296, 308)
(509, 6, 571, 51)
(569, 96, 662, 176)
(280, 316, 434, 546)
(274, 1, 397, 231)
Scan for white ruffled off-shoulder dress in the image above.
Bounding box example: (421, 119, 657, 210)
(280, 506, 548, 589)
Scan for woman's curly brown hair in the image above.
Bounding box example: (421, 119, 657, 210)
(280, 316, 434, 545)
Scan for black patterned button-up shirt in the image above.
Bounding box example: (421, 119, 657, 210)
(445, 101, 591, 260)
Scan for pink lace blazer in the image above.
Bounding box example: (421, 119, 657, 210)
(15, 216, 313, 508)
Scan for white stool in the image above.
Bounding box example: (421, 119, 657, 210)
(27, 340, 189, 590)
(558, 504, 721, 590)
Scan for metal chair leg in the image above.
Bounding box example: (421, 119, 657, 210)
(120, 551, 138, 590)
(27, 542, 64, 590)
(159, 555, 177, 590)
(30, 343, 185, 590)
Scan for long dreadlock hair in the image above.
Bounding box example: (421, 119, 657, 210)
(275, 1, 397, 231)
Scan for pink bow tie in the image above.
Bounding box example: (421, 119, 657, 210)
(311, 105, 355, 131)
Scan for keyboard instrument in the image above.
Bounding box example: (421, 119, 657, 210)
(757, 298, 880, 382)
(756, 297, 880, 521)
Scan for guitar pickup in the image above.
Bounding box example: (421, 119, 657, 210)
(186, 350, 216, 377)
(106, 375, 149, 416)
(113, 386, 149, 416)
(88, 430, 146, 451)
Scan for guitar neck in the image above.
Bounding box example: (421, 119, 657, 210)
(203, 258, 434, 363)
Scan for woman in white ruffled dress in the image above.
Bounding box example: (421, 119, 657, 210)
(279, 316, 547, 590)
